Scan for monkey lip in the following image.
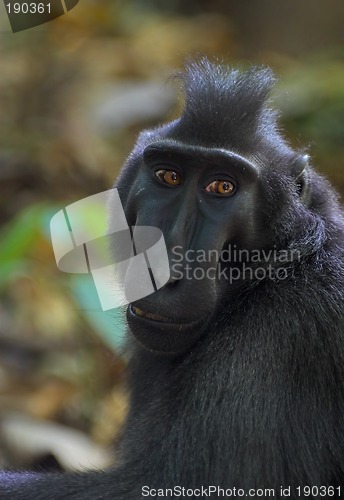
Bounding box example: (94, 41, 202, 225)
(131, 305, 170, 323)
(128, 304, 199, 325)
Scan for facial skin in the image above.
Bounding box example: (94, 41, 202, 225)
(112, 62, 313, 356)
(117, 136, 307, 354)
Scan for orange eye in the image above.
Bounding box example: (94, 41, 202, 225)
(155, 169, 182, 186)
(204, 180, 235, 196)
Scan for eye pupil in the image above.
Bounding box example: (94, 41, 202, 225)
(155, 169, 181, 186)
(204, 179, 235, 196)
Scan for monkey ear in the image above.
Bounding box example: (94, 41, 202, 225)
(292, 154, 310, 204)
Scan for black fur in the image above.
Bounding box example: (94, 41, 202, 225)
(1, 60, 344, 499)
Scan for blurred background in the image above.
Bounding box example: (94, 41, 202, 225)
(0, 0, 343, 472)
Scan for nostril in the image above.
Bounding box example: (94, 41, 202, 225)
(165, 276, 180, 288)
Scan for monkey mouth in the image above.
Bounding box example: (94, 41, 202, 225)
(127, 303, 210, 354)
(131, 305, 170, 323)
(128, 304, 200, 326)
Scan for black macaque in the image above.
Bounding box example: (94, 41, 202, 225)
(1, 59, 344, 499)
